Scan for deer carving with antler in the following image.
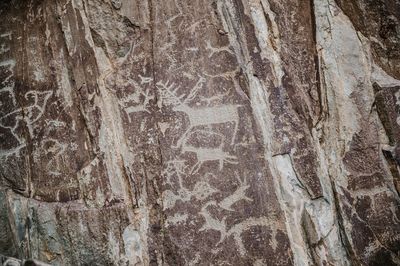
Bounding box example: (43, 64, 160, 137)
(179, 130, 238, 174)
(156, 77, 241, 148)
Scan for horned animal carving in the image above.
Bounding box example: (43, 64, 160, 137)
(180, 130, 238, 174)
(156, 78, 241, 148)
(0, 90, 52, 158)
(120, 88, 153, 122)
(0, 91, 52, 133)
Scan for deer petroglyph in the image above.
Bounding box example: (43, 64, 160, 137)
(181, 131, 238, 174)
(118, 75, 154, 122)
(200, 203, 280, 256)
(156, 78, 241, 147)
(162, 161, 218, 210)
(120, 88, 153, 122)
(218, 173, 253, 211)
(196, 173, 277, 256)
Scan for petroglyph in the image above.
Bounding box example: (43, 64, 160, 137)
(163, 168, 260, 256)
(117, 75, 154, 122)
(0, 90, 52, 158)
(43, 138, 68, 173)
(0, 53, 16, 105)
(199, 201, 228, 242)
(228, 217, 280, 255)
(138, 74, 153, 85)
(180, 130, 238, 174)
(189, 172, 269, 255)
(205, 40, 234, 58)
(0, 31, 28, 159)
(165, 213, 188, 227)
(218, 173, 252, 211)
(120, 88, 154, 122)
(163, 179, 218, 210)
(199, 203, 281, 256)
(163, 160, 218, 210)
(156, 78, 241, 147)
(23, 91, 53, 125)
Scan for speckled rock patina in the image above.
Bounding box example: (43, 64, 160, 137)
(0, 0, 399, 265)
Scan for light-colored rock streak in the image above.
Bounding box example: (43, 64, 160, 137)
(315, 0, 367, 157)
(272, 154, 314, 266)
(122, 225, 143, 265)
(57, 0, 151, 264)
(218, 0, 352, 265)
(315, 0, 400, 264)
(249, 0, 284, 87)
(273, 154, 349, 266)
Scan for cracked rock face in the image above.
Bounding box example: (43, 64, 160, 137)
(0, 0, 399, 265)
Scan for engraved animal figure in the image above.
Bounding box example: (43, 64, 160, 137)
(119, 86, 154, 122)
(197, 172, 265, 254)
(156, 78, 241, 147)
(180, 130, 238, 174)
(218, 173, 253, 211)
(162, 161, 218, 210)
(138, 74, 153, 85)
(0, 91, 52, 132)
(200, 204, 281, 255)
(0, 91, 52, 158)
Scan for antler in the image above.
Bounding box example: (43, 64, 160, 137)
(184, 76, 206, 103)
(199, 89, 229, 105)
(156, 80, 184, 106)
(138, 74, 153, 85)
(141, 88, 153, 106)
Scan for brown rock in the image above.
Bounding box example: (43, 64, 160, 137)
(0, 0, 399, 265)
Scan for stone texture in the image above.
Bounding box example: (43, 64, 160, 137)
(0, 0, 399, 265)
(1, 254, 50, 266)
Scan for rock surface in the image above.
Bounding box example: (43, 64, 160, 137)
(0, 0, 399, 265)
(0, 254, 50, 266)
